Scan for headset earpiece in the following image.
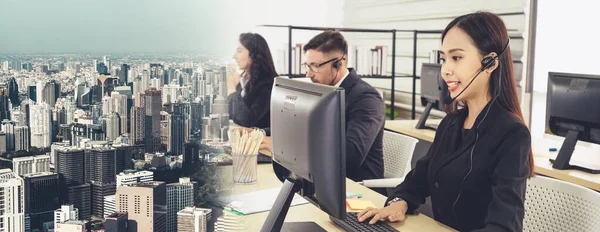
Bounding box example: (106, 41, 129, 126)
(332, 59, 341, 69)
(481, 56, 496, 71)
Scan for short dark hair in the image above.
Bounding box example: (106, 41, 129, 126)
(303, 30, 348, 55)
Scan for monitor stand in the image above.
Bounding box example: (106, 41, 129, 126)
(415, 101, 436, 130)
(549, 130, 600, 174)
(260, 178, 326, 232)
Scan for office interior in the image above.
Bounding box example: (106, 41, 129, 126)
(218, 0, 600, 231)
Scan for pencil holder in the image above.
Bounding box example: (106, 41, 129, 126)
(232, 153, 258, 184)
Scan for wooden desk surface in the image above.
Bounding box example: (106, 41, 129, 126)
(385, 120, 600, 192)
(217, 164, 454, 232)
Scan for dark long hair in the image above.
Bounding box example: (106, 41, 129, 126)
(441, 11, 534, 177)
(239, 33, 278, 99)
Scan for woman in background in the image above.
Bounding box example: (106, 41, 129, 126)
(228, 33, 278, 130)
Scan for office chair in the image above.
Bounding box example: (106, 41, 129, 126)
(362, 131, 418, 188)
(524, 175, 600, 232)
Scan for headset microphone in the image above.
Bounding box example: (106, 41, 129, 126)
(443, 69, 484, 105)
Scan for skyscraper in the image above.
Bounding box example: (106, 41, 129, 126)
(0, 132, 6, 153)
(0, 169, 25, 232)
(2, 120, 16, 151)
(169, 103, 185, 155)
(30, 102, 52, 148)
(115, 181, 167, 232)
(104, 112, 120, 141)
(43, 80, 61, 108)
(14, 125, 30, 152)
(177, 207, 212, 232)
(66, 184, 91, 220)
(55, 147, 85, 186)
(11, 155, 50, 176)
(119, 64, 130, 84)
(27, 85, 37, 103)
(7, 78, 19, 107)
(0, 89, 11, 122)
(23, 172, 60, 232)
(144, 89, 162, 153)
(166, 178, 195, 232)
(111, 92, 128, 135)
(129, 106, 145, 145)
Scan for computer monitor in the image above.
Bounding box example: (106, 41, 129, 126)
(416, 63, 447, 130)
(546, 72, 600, 174)
(261, 77, 346, 231)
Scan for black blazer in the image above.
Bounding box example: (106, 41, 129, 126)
(228, 79, 273, 130)
(339, 68, 385, 182)
(387, 102, 531, 232)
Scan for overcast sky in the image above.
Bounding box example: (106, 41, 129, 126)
(0, 0, 240, 56)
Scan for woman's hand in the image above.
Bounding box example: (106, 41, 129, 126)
(260, 136, 273, 153)
(357, 201, 408, 224)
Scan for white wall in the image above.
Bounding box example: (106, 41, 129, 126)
(529, 0, 597, 138)
(532, 0, 597, 93)
(222, 0, 344, 67)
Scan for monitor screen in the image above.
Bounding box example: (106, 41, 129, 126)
(546, 72, 600, 145)
(420, 63, 443, 101)
(270, 77, 346, 219)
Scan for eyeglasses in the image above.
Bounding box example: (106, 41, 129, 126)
(301, 57, 342, 73)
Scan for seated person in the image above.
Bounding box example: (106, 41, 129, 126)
(264, 31, 386, 192)
(358, 12, 533, 232)
(228, 32, 278, 130)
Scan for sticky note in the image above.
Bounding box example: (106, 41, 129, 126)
(346, 199, 376, 210)
(346, 192, 363, 198)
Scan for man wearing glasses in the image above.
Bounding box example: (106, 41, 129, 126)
(302, 30, 385, 193)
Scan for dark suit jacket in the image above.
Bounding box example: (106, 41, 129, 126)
(228, 79, 273, 130)
(387, 102, 531, 232)
(339, 68, 385, 182)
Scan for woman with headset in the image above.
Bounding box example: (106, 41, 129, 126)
(228, 33, 278, 130)
(358, 12, 533, 232)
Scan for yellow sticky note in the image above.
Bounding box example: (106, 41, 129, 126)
(346, 199, 376, 210)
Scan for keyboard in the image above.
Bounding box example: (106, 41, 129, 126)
(330, 212, 398, 232)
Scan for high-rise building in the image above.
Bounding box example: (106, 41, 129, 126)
(23, 172, 60, 232)
(0, 169, 25, 232)
(111, 92, 128, 135)
(43, 80, 61, 107)
(14, 125, 30, 152)
(0, 89, 10, 122)
(130, 106, 145, 145)
(66, 184, 91, 220)
(144, 89, 162, 153)
(54, 204, 79, 225)
(55, 147, 85, 186)
(104, 212, 128, 232)
(26, 86, 37, 103)
(115, 181, 167, 232)
(0, 132, 7, 153)
(90, 182, 116, 219)
(169, 103, 185, 155)
(119, 64, 130, 84)
(104, 112, 120, 141)
(30, 102, 52, 148)
(114, 144, 139, 174)
(116, 170, 153, 189)
(11, 155, 50, 176)
(2, 120, 15, 151)
(177, 207, 212, 232)
(84, 147, 116, 183)
(7, 78, 19, 107)
(101, 94, 112, 116)
(166, 178, 195, 232)
(183, 143, 200, 170)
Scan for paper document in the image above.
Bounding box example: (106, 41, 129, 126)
(213, 187, 309, 215)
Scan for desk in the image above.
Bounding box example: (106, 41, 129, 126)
(217, 164, 455, 231)
(385, 120, 600, 192)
